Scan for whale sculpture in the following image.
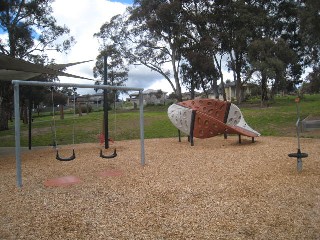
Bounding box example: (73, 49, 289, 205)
(168, 99, 260, 145)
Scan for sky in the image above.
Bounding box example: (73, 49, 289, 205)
(45, 0, 174, 97)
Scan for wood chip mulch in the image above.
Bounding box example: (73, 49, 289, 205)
(0, 136, 320, 239)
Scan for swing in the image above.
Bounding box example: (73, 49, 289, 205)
(99, 90, 117, 159)
(51, 87, 76, 161)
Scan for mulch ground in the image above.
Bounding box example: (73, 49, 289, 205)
(0, 136, 319, 239)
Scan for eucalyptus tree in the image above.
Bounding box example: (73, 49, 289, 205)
(248, 38, 298, 106)
(95, 0, 187, 101)
(182, 0, 265, 103)
(0, 0, 75, 130)
(247, 1, 303, 105)
(303, 66, 320, 93)
(180, 0, 221, 99)
(299, 0, 320, 66)
(93, 44, 129, 105)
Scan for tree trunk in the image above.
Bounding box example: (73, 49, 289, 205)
(78, 103, 82, 116)
(236, 71, 242, 104)
(60, 105, 64, 120)
(0, 82, 11, 131)
(190, 78, 195, 99)
(214, 55, 226, 101)
(22, 105, 28, 124)
(261, 73, 269, 107)
(0, 103, 9, 131)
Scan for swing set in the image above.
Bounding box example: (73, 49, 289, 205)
(50, 86, 117, 160)
(12, 80, 145, 188)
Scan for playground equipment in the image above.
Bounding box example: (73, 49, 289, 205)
(288, 97, 308, 172)
(51, 87, 77, 161)
(12, 80, 145, 188)
(168, 99, 260, 145)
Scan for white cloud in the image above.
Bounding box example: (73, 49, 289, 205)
(46, 0, 129, 92)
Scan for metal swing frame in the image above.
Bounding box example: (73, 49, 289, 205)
(51, 87, 77, 161)
(13, 80, 145, 188)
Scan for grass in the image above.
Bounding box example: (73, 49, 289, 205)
(0, 94, 319, 147)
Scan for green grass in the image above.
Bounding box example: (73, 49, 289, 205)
(0, 94, 319, 147)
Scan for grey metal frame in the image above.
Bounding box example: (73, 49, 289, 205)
(12, 80, 145, 188)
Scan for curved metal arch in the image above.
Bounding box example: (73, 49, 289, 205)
(56, 149, 76, 161)
(100, 149, 117, 159)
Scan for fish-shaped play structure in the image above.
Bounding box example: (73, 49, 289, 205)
(168, 99, 260, 145)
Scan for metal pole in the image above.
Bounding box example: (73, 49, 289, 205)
(103, 55, 109, 149)
(295, 99, 302, 171)
(296, 101, 301, 150)
(14, 82, 22, 188)
(139, 90, 145, 166)
(28, 95, 32, 150)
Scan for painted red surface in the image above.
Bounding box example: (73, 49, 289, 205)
(44, 176, 81, 187)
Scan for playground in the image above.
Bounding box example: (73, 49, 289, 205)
(1, 136, 320, 239)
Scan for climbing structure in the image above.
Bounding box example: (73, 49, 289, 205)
(168, 99, 260, 144)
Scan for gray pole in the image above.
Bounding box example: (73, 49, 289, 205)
(14, 83, 22, 188)
(139, 90, 145, 166)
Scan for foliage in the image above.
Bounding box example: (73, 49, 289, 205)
(0, 0, 75, 131)
(93, 45, 129, 95)
(302, 66, 320, 94)
(95, 0, 186, 101)
(94, 1, 319, 107)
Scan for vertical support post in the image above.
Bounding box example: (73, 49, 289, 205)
(14, 83, 22, 188)
(139, 90, 145, 166)
(190, 110, 196, 146)
(28, 95, 32, 150)
(178, 130, 181, 142)
(295, 98, 303, 172)
(295, 99, 301, 150)
(103, 55, 109, 149)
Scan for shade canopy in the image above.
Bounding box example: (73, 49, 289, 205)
(0, 53, 94, 81)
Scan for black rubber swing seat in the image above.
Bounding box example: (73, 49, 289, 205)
(56, 149, 76, 161)
(100, 149, 117, 159)
(288, 149, 308, 159)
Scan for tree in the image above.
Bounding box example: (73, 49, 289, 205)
(303, 66, 320, 94)
(299, 0, 320, 66)
(180, 0, 228, 100)
(248, 38, 300, 106)
(95, 0, 187, 101)
(0, 0, 75, 130)
(92, 45, 129, 106)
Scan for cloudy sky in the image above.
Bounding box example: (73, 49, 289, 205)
(47, 0, 172, 96)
